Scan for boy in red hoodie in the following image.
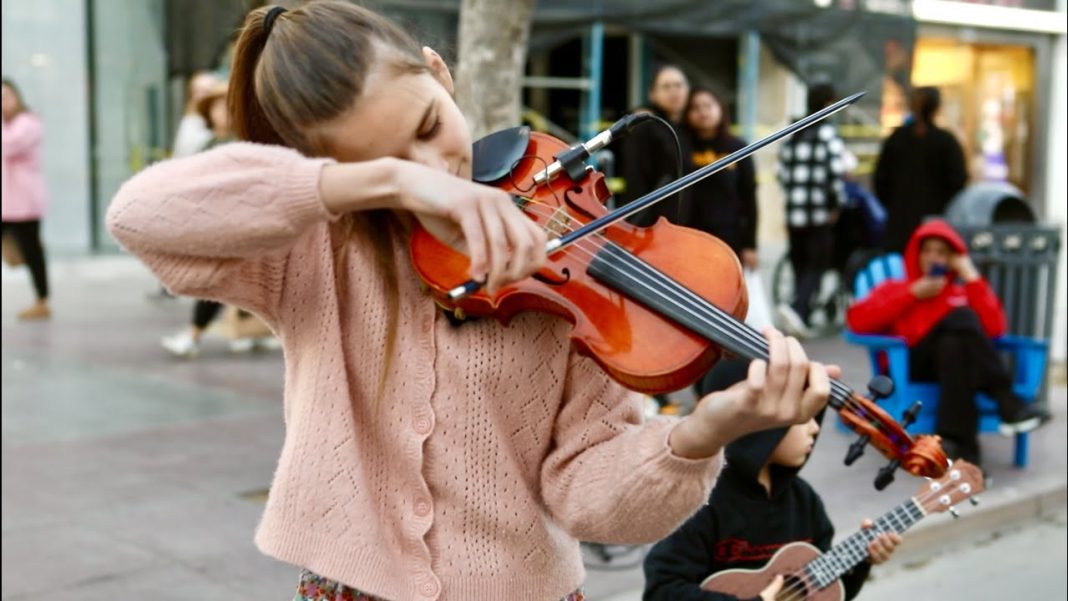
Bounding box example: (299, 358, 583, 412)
(847, 219, 1049, 466)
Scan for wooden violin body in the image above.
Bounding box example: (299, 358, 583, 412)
(412, 130, 747, 393)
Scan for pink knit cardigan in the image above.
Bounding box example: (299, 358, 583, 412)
(106, 143, 723, 601)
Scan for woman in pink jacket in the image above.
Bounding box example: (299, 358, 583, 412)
(2, 78, 50, 320)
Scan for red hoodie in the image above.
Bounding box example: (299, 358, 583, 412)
(846, 219, 1006, 346)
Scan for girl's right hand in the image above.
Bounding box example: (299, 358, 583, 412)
(393, 161, 548, 294)
(760, 575, 785, 601)
(320, 159, 548, 294)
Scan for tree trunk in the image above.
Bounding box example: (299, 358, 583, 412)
(455, 0, 536, 141)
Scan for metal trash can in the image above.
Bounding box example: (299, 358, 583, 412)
(945, 181, 1036, 227)
(944, 183, 1061, 406)
(945, 183, 1060, 342)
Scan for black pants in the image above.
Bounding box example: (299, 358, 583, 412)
(910, 307, 1023, 451)
(787, 224, 834, 323)
(192, 300, 222, 330)
(1, 220, 50, 300)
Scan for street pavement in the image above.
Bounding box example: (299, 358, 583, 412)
(2, 255, 1065, 600)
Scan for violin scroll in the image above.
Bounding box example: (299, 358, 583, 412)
(839, 392, 948, 483)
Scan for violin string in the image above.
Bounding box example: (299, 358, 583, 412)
(510, 198, 874, 422)
(510, 197, 879, 423)
(775, 472, 965, 601)
(508, 157, 814, 383)
(504, 159, 881, 423)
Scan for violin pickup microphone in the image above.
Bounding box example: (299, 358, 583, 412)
(532, 113, 654, 186)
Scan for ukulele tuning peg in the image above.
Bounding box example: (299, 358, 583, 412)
(949, 506, 960, 519)
(969, 497, 981, 506)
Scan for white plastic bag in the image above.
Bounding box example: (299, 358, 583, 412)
(743, 269, 773, 331)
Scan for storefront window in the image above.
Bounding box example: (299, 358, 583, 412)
(887, 37, 1036, 194)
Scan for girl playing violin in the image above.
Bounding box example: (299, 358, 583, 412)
(106, 3, 834, 600)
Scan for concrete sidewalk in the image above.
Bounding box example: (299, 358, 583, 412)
(2, 255, 1065, 600)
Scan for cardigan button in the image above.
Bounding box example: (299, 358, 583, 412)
(415, 499, 432, 517)
(420, 577, 439, 597)
(413, 415, 432, 435)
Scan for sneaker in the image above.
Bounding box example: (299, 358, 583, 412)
(998, 405, 1052, 436)
(775, 304, 814, 339)
(146, 287, 177, 302)
(659, 401, 684, 416)
(254, 336, 283, 351)
(17, 301, 51, 321)
(161, 331, 199, 358)
(229, 337, 257, 353)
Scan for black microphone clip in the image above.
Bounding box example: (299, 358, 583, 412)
(532, 112, 654, 186)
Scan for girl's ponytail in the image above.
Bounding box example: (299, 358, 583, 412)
(228, 7, 285, 146)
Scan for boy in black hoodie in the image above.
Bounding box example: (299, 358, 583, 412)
(643, 360, 901, 601)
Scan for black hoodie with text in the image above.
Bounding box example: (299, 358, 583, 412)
(642, 362, 871, 600)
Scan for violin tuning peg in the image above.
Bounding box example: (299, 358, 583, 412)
(867, 375, 894, 400)
(845, 434, 870, 466)
(949, 506, 960, 519)
(969, 497, 981, 506)
(874, 458, 901, 491)
(902, 400, 923, 428)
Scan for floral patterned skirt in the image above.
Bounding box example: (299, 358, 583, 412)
(294, 570, 586, 601)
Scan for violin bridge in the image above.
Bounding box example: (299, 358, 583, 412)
(544, 207, 572, 239)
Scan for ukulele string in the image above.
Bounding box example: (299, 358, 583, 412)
(774, 473, 966, 601)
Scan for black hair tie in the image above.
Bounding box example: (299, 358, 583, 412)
(263, 6, 287, 35)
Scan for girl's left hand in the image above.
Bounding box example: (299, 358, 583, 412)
(861, 519, 902, 564)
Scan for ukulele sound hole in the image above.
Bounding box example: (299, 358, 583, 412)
(776, 574, 810, 600)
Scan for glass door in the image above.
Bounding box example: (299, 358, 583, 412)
(89, 0, 168, 250)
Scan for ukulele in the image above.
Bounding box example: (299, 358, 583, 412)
(700, 460, 984, 600)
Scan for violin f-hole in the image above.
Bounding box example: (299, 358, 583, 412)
(532, 267, 571, 287)
(563, 188, 598, 222)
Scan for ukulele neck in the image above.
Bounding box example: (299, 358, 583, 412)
(801, 499, 925, 590)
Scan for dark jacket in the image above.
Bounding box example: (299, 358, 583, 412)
(643, 365, 869, 601)
(874, 123, 967, 252)
(846, 219, 1005, 346)
(684, 132, 758, 256)
(617, 106, 692, 227)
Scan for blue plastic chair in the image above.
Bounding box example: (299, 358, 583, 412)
(843, 253, 1048, 467)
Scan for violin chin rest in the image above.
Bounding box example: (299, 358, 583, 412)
(472, 126, 532, 184)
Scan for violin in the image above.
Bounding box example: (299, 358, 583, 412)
(410, 116, 946, 487)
